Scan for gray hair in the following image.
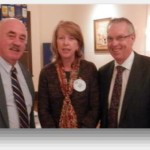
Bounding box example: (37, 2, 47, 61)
(107, 17, 135, 34)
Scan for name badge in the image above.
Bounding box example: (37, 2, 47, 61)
(73, 78, 86, 92)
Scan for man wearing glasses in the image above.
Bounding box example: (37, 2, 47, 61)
(98, 17, 150, 128)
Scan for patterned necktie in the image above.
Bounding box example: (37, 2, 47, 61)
(11, 67, 29, 128)
(108, 66, 125, 128)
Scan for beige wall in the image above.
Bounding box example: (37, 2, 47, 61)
(28, 4, 148, 91)
(146, 5, 150, 56)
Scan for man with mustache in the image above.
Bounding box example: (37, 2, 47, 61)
(0, 18, 35, 128)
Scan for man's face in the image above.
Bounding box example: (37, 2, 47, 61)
(107, 22, 135, 64)
(0, 19, 27, 65)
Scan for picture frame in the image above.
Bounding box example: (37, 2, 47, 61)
(94, 18, 111, 52)
(43, 43, 52, 66)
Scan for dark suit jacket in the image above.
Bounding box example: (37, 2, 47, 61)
(38, 60, 100, 128)
(0, 63, 35, 128)
(98, 52, 150, 128)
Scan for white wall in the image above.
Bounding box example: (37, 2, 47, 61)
(146, 5, 150, 56)
(28, 4, 148, 91)
(28, 4, 75, 91)
(72, 4, 148, 68)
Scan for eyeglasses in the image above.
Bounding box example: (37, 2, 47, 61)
(107, 33, 133, 43)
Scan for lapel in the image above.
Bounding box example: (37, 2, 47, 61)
(19, 63, 34, 99)
(0, 75, 9, 127)
(103, 62, 114, 117)
(119, 53, 143, 124)
(105, 62, 114, 103)
(106, 62, 114, 95)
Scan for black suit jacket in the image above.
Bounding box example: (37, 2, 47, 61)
(98, 52, 150, 128)
(0, 63, 35, 128)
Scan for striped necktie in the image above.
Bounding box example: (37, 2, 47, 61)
(108, 66, 125, 128)
(11, 67, 29, 128)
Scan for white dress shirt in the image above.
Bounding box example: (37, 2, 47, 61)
(108, 51, 134, 124)
(0, 57, 32, 128)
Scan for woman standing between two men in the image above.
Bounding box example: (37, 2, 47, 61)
(38, 21, 100, 128)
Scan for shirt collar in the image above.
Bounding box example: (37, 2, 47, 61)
(0, 56, 19, 73)
(114, 51, 134, 71)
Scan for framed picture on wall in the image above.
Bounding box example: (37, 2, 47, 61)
(94, 18, 111, 52)
(43, 43, 52, 66)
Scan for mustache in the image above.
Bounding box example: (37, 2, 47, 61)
(9, 45, 20, 52)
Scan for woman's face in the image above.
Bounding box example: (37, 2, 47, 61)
(56, 28, 79, 62)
